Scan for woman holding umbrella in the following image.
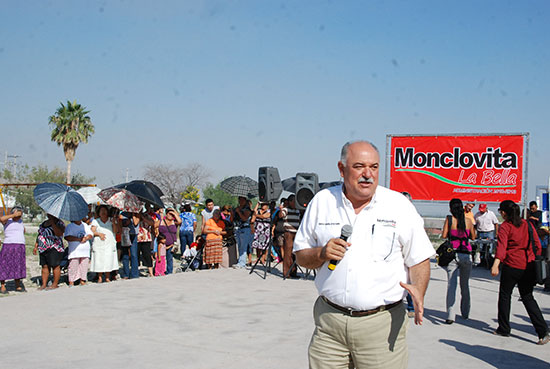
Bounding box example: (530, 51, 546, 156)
(0, 206, 27, 293)
(90, 205, 121, 283)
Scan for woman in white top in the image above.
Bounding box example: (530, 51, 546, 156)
(64, 218, 93, 286)
(0, 206, 26, 293)
(90, 205, 120, 283)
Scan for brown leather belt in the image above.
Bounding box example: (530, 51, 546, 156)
(322, 296, 402, 317)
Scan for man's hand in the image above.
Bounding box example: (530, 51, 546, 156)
(320, 238, 350, 262)
(295, 238, 350, 270)
(400, 282, 424, 325)
(401, 258, 430, 326)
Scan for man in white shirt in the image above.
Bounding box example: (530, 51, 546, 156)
(201, 199, 219, 234)
(473, 203, 499, 266)
(474, 203, 499, 239)
(294, 140, 434, 369)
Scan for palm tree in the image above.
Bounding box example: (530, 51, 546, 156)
(48, 100, 95, 184)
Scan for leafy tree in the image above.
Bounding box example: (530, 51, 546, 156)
(181, 186, 201, 215)
(182, 185, 200, 203)
(5, 164, 94, 219)
(202, 183, 239, 208)
(49, 100, 95, 184)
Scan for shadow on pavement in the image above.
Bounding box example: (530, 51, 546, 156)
(423, 307, 447, 325)
(458, 315, 535, 344)
(439, 339, 548, 369)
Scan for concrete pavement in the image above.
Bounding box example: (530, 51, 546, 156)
(0, 260, 548, 368)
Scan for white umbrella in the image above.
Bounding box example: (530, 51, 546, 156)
(77, 186, 103, 205)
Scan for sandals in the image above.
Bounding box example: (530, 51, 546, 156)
(537, 334, 550, 345)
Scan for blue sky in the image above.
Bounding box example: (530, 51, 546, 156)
(1, 1, 549, 209)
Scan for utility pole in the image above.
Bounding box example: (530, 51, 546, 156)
(125, 168, 129, 182)
(8, 154, 20, 178)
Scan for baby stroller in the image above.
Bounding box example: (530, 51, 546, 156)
(59, 248, 70, 274)
(181, 237, 205, 272)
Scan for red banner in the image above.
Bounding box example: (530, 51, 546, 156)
(389, 135, 525, 202)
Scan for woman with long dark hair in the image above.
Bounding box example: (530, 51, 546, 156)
(441, 198, 476, 324)
(491, 200, 549, 344)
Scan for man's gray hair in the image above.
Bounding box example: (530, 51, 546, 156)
(340, 140, 379, 165)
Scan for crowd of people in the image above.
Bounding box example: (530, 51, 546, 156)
(0, 192, 307, 293)
(440, 197, 550, 345)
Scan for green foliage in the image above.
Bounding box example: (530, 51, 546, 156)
(202, 183, 238, 208)
(182, 185, 200, 203)
(49, 100, 94, 149)
(48, 100, 95, 183)
(5, 164, 95, 218)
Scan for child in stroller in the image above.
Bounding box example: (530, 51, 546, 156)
(181, 235, 204, 271)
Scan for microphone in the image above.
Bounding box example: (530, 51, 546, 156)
(327, 224, 353, 271)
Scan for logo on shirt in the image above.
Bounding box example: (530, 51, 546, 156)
(377, 219, 396, 227)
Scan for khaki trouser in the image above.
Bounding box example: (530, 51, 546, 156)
(309, 297, 408, 369)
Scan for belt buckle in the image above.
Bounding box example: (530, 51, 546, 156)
(347, 307, 363, 317)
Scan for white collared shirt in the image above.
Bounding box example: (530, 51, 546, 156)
(293, 185, 434, 310)
(474, 210, 498, 232)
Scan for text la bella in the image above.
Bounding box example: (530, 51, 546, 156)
(394, 147, 518, 186)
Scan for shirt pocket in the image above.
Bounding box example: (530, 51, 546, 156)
(315, 224, 342, 248)
(372, 225, 397, 262)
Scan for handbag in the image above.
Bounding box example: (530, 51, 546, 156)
(437, 216, 455, 267)
(121, 227, 131, 247)
(527, 221, 547, 285)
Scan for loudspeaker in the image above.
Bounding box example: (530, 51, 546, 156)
(258, 167, 283, 202)
(295, 172, 319, 210)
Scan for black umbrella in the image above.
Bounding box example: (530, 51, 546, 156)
(282, 177, 297, 193)
(220, 176, 259, 198)
(115, 180, 164, 209)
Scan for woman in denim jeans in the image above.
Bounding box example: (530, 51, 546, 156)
(441, 198, 476, 324)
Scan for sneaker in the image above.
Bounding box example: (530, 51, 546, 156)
(537, 334, 550, 345)
(444, 319, 454, 325)
(407, 311, 415, 318)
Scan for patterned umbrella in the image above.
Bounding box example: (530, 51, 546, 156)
(33, 183, 89, 221)
(114, 180, 164, 208)
(220, 176, 259, 198)
(77, 186, 104, 205)
(98, 187, 143, 212)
